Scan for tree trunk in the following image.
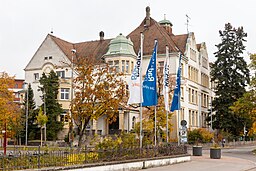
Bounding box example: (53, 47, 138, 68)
(40, 127, 43, 146)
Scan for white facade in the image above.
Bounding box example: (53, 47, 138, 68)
(175, 33, 211, 135)
(25, 35, 74, 139)
(24, 8, 213, 142)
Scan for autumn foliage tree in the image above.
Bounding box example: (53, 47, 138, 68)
(72, 58, 126, 147)
(230, 54, 256, 136)
(36, 108, 48, 146)
(0, 72, 22, 141)
(134, 70, 175, 145)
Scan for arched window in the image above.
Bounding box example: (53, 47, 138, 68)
(132, 116, 136, 129)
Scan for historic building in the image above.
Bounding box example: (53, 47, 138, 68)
(24, 6, 212, 140)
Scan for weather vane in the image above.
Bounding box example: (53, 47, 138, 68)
(185, 14, 191, 34)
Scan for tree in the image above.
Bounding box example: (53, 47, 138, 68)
(134, 69, 175, 145)
(0, 72, 22, 141)
(36, 108, 48, 146)
(210, 23, 250, 136)
(230, 54, 256, 136)
(39, 71, 63, 140)
(19, 83, 38, 142)
(72, 57, 126, 147)
(26, 84, 39, 140)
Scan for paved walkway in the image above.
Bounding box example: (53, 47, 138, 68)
(143, 154, 256, 171)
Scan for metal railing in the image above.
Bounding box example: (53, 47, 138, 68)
(0, 144, 187, 170)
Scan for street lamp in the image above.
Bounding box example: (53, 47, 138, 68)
(70, 49, 76, 147)
(43, 89, 47, 143)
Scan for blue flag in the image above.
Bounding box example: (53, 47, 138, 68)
(170, 53, 182, 112)
(142, 41, 158, 106)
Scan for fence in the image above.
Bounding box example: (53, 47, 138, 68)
(0, 144, 187, 170)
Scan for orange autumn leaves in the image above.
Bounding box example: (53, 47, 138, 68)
(0, 72, 22, 138)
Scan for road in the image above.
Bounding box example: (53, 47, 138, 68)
(142, 145, 256, 171)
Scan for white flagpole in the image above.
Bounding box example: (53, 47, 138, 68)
(177, 110, 180, 145)
(166, 45, 169, 143)
(154, 106, 157, 146)
(177, 53, 181, 146)
(139, 32, 144, 148)
(154, 40, 158, 147)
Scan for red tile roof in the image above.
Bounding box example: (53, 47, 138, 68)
(172, 34, 189, 55)
(74, 39, 111, 61)
(128, 17, 182, 56)
(50, 34, 111, 62)
(50, 35, 75, 59)
(49, 17, 189, 61)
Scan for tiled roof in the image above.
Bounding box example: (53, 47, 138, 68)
(49, 34, 110, 62)
(128, 17, 181, 56)
(50, 34, 75, 60)
(74, 39, 111, 61)
(49, 17, 189, 60)
(172, 34, 189, 55)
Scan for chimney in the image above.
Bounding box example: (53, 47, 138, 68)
(99, 31, 104, 41)
(145, 6, 151, 27)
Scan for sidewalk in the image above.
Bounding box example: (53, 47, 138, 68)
(144, 155, 256, 171)
(143, 147, 256, 171)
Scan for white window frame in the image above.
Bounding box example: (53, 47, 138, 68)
(56, 71, 65, 78)
(60, 88, 70, 100)
(34, 73, 39, 81)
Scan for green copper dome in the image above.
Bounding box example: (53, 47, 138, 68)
(159, 14, 173, 26)
(159, 19, 173, 26)
(105, 33, 136, 57)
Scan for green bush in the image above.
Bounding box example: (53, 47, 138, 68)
(188, 128, 214, 144)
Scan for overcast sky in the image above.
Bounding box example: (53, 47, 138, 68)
(1, 0, 255, 79)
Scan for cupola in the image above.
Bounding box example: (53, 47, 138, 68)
(159, 14, 173, 35)
(104, 33, 136, 57)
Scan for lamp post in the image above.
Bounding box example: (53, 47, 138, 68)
(43, 89, 47, 143)
(70, 49, 76, 147)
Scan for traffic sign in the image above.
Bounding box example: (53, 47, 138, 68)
(181, 120, 187, 126)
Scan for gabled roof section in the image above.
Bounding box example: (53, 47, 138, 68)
(49, 34, 110, 61)
(74, 39, 111, 61)
(172, 34, 189, 54)
(49, 34, 75, 60)
(128, 17, 180, 56)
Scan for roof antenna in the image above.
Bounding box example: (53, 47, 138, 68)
(185, 14, 191, 33)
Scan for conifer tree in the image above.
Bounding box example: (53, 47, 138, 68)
(22, 83, 38, 140)
(210, 23, 250, 136)
(39, 71, 63, 140)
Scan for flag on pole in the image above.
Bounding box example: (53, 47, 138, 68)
(128, 49, 143, 104)
(163, 46, 170, 111)
(142, 40, 158, 106)
(170, 53, 182, 112)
